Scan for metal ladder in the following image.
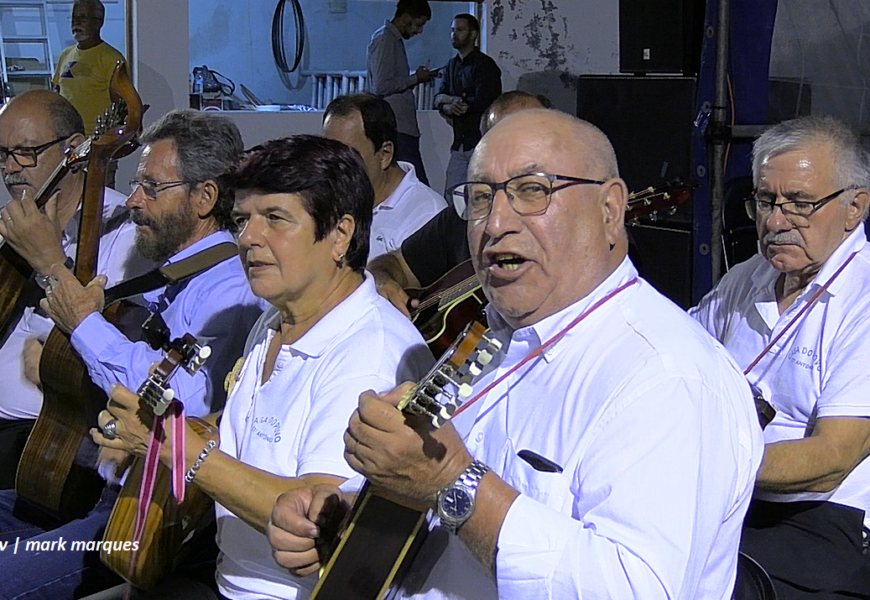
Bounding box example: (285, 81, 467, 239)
(0, 0, 54, 100)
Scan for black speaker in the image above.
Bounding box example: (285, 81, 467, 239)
(619, 0, 705, 75)
(629, 223, 693, 309)
(577, 75, 696, 225)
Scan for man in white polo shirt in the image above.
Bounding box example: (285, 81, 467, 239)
(691, 116, 870, 598)
(322, 93, 446, 260)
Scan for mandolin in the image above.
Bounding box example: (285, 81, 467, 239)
(408, 180, 696, 354)
(310, 320, 503, 600)
(101, 333, 216, 590)
(0, 139, 94, 347)
(16, 61, 145, 522)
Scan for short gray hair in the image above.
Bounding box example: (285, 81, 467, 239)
(73, 0, 105, 22)
(752, 116, 870, 193)
(140, 110, 244, 231)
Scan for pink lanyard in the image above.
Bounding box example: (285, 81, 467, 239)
(452, 277, 639, 419)
(743, 251, 859, 376)
(133, 402, 186, 544)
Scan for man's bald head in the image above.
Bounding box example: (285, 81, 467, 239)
(480, 91, 549, 135)
(0, 90, 85, 139)
(474, 109, 620, 182)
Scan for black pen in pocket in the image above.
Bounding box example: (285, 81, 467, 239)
(518, 449, 563, 473)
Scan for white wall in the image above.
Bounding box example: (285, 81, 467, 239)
(486, 0, 620, 113)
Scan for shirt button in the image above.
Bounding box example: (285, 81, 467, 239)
(475, 432, 484, 443)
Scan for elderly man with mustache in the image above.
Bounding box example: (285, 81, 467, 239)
(0, 90, 151, 488)
(691, 116, 870, 599)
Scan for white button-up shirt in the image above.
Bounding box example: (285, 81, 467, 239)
(0, 188, 153, 419)
(369, 162, 447, 260)
(395, 258, 763, 600)
(691, 224, 870, 522)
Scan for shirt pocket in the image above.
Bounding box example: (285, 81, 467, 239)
(499, 441, 572, 513)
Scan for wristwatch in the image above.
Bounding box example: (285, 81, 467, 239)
(436, 460, 489, 534)
(35, 256, 74, 290)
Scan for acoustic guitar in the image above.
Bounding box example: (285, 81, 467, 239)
(16, 62, 145, 522)
(0, 138, 94, 347)
(101, 333, 216, 590)
(309, 320, 503, 600)
(408, 180, 696, 354)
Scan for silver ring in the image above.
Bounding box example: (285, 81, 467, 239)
(102, 419, 118, 440)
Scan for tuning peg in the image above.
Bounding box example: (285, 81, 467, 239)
(458, 383, 473, 398)
(477, 349, 493, 366)
(486, 337, 503, 351)
(186, 344, 212, 373)
(469, 363, 482, 377)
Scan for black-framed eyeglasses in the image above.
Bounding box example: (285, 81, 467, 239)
(448, 173, 606, 221)
(745, 187, 854, 226)
(0, 136, 67, 169)
(129, 179, 189, 200)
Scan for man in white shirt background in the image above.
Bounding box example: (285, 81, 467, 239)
(322, 93, 446, 260)
(267, 109, 764, 599)
(691, 116, 870, 598)
(367, 0, 437, 186)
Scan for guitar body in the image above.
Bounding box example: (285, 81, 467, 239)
(310, 322, 502, 600)
(311, 485, 428, 600)
(0, 245, 33, 347)
(101, 418, 216, 590)
(16, 326, 106, 521)
(408, 261, 486, 356)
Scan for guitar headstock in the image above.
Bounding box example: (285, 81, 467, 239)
(397, 320, 503, 429)
(137, 333, 211, 416)
(626, 180, 696, 223)
(88, 61, 143, 161)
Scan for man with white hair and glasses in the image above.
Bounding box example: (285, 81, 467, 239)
(691, 115, 870, 598)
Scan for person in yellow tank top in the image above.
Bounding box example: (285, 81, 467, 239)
(52, 0, 125, 137)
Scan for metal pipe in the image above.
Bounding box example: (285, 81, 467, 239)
(710, 0, 730, 283)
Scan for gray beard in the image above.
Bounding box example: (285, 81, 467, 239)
(132, 205, 197, 263)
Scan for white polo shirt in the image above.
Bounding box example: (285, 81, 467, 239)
(691, 224, 870, 522)
(215, 273, 433, 600)
(369, 162, 447, 260)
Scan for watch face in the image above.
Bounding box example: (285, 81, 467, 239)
(441, 487, 473, 519)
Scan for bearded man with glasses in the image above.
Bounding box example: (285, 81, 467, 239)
(0, 89, 149, 489)
(691, 116, 870, 599)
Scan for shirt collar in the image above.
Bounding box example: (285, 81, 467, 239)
(485, 257, 638, 363)
(283, 272, 378, 358)
(385, 20, 402, 41)
(376, 162, 417, 211)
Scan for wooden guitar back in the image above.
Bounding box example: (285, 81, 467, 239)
(101, 418, 216, 590)
(16, 326, 106, 521)
(0, 244, 33, 346)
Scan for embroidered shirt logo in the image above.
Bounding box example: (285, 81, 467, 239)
(788, 346, 821, 372)
(252, 416, 282, 443)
